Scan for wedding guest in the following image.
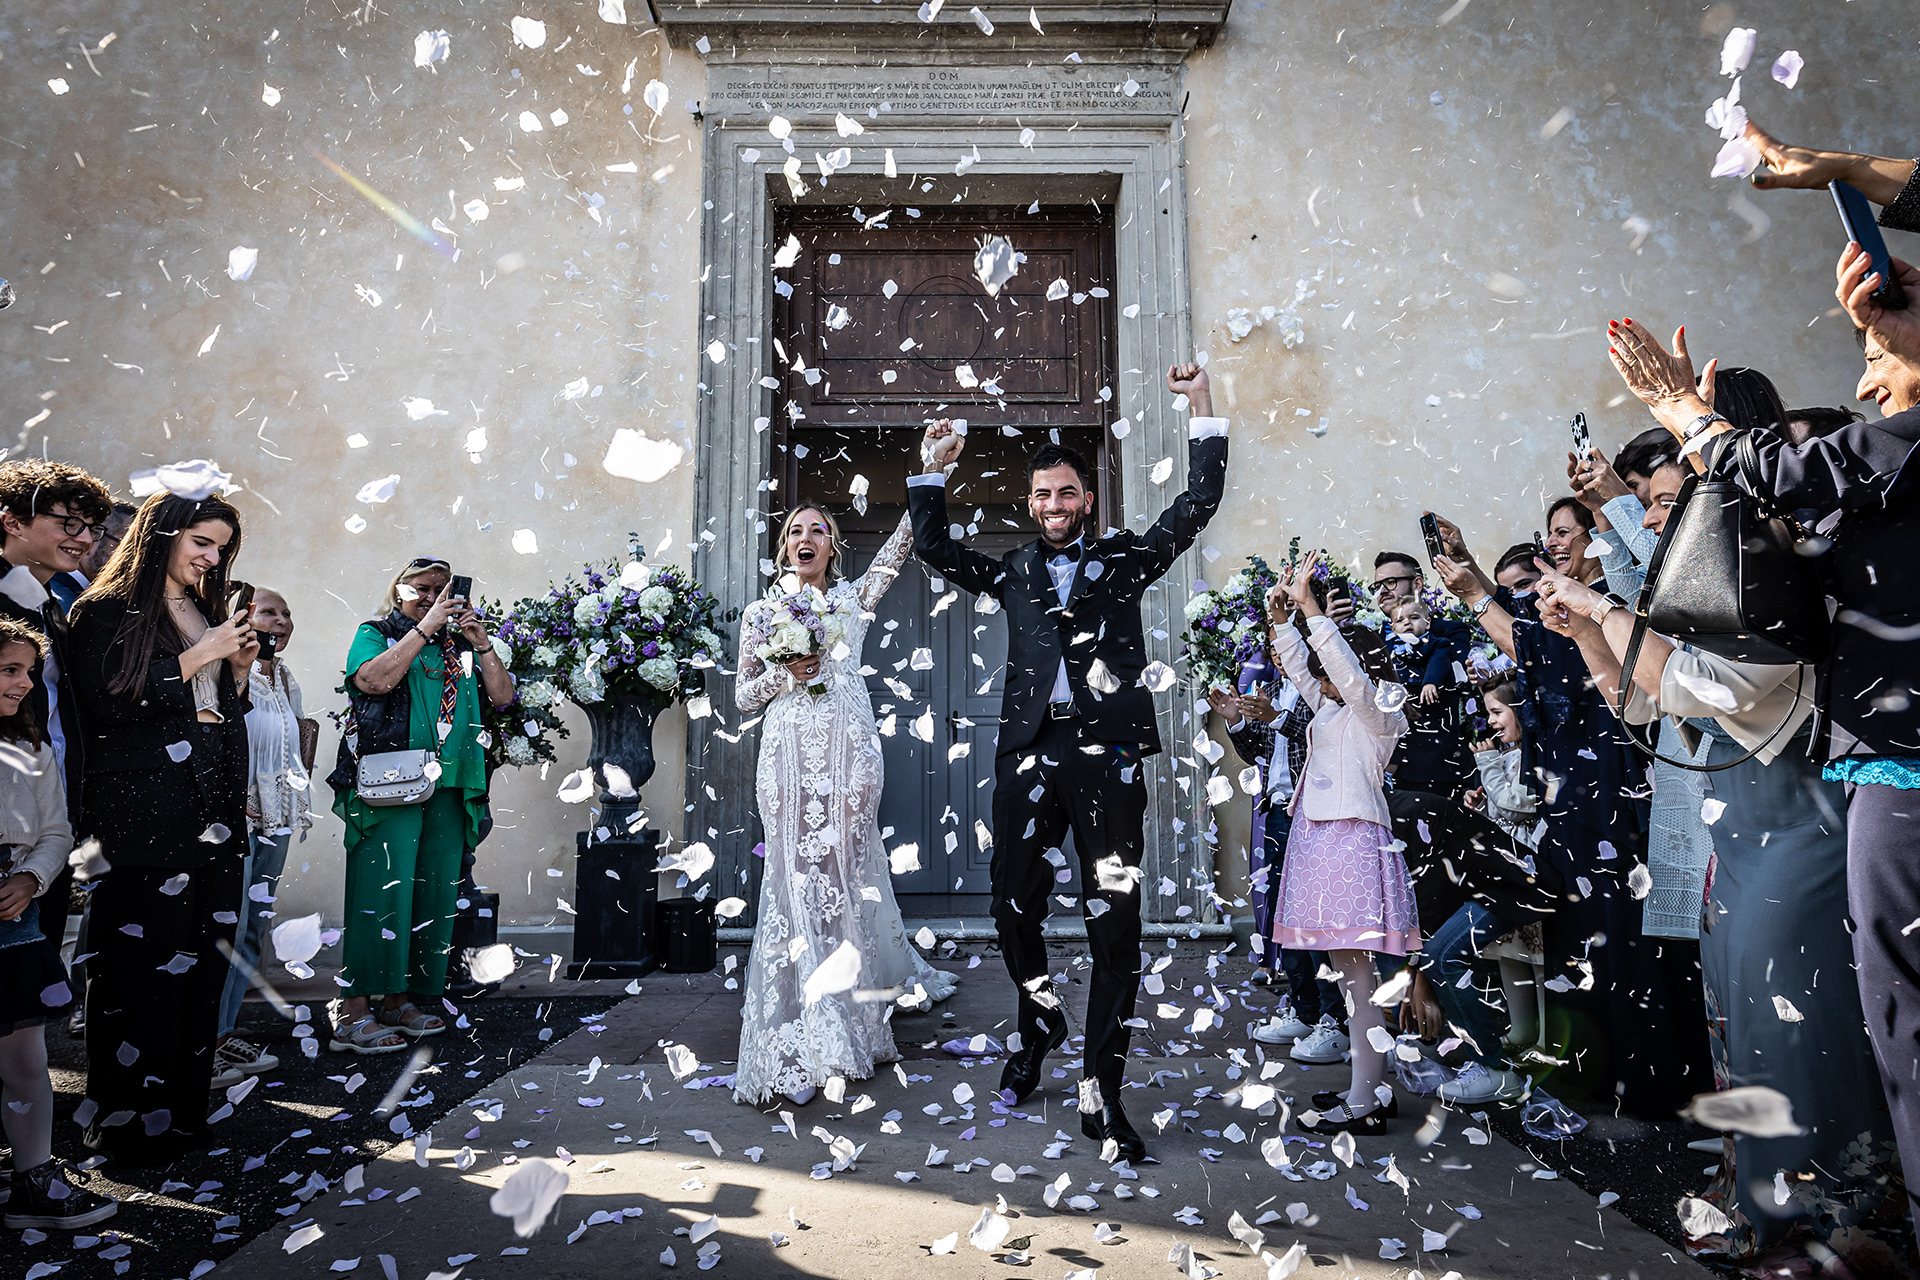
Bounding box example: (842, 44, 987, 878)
(1265, 553, 1415, 1134)
(69, 493, 255, 1164)
(326, 559, 512, 1054)
(0, 460, 114, 954)
(48, 500, 134, 615)
(0, 617, 117, 1230)
(1535, 561, 1887, 1263)
(1368, 551, 1425, 609)
(1491, 545, 1543, 594)
(1609, 292, 1920, 1218)
(212, 587, 311, 1085)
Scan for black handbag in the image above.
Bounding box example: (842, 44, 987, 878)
(1614, 431, 1827, 771)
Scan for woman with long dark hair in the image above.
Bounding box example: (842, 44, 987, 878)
(68, 493, 255, 1164)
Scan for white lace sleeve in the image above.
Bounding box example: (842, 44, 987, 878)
(734, 601, 793, 713)
(856, 510, 916, 613)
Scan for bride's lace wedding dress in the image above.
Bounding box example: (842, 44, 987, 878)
(731, 514, 958, 1105)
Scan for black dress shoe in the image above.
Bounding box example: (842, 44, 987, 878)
(1081, 1094, 1147, 1162)
(1298, 1102, 1391, 1136)
(997, 1019, 1068, 1104)
(1311, 1089, 1398, 1118)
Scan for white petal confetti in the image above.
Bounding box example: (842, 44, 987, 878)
(490, 1158, 569, 1237)
(228, 247, 259, 281)
(802, 939, 862, 1006)
(1771, 50, 1803, 89)
(1682, 1085, 1804, 1137)
(414, 30, 451, 68)
(510, 16, 548, 48)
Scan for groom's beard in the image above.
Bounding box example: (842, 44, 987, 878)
(1037, 509, 1091, 548)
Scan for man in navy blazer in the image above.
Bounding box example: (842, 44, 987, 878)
(906, 363, 1227, 1159)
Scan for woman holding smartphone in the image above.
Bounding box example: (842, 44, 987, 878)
(68, 493, 255, 1164)
(324, 558, 512, 1054)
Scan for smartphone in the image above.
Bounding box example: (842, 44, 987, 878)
(449, 574, 473, 603)
(1532, 530, 1553, 570)
(231, 582, 255, 618)
(1419, 512, 1445, 564)
(1831, 179, 1910, 311)
(257, 631, 278, 658)
(1569, 411, 1592, 461)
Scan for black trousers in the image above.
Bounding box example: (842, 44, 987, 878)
(991, 719, 1147, 1091)
(84, 857, 242, 1155)
(1846, 781, 1920, 1219)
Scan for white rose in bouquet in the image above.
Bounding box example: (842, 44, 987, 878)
(635, 585, 675, 618)
(638, 656, 678, 690)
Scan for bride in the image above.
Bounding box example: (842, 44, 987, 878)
(732, 501, 957, 1106)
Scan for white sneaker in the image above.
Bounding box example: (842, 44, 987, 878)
(215, 1036, 280, 1077)
(1437, 1062, 1528, 1105)
(1252, 1008, 1314, 1045)
(1289, 1016, 1352, 1064)
(208, 1064, 246, 1091)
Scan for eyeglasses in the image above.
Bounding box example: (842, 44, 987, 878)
(50, 515, 109, 540)
(1370, 573, 1421, 592)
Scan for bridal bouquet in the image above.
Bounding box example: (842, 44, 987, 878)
(1181, 555, 1279, 692)
(754, 581, 847, 698)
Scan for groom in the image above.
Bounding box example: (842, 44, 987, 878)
(907, 364, 1227, 1160)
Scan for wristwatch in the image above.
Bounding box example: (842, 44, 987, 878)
(1469, 595, 1495, 618)
(1682, 411, 1729, 441)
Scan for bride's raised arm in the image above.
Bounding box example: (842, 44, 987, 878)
(734, 600, 793, 713)
(856, 509, 915, 612)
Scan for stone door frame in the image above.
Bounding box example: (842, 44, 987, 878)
(685, 80, 1218, 931)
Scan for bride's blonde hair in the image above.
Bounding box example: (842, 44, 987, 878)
(775, 501, 845, 582)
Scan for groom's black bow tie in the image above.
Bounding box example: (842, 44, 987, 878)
(1046, 541, 1084, 564)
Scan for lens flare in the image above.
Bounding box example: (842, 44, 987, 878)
(311, 149, 457, 258)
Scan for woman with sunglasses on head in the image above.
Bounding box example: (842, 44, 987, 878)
(324, 558, 512, 1054)
(66, 493, 256, 1165)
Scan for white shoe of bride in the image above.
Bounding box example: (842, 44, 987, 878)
(784, 1085, 817, 1106)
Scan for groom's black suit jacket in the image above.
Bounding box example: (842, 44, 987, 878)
(908, 431, 1227, 759)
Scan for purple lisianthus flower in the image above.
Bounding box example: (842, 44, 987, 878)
(641, 641, 659, 658)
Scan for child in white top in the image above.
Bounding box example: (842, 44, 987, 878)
(1266, 554, 1417, 1135)
(1468, 679, 1540, 851)
(0, 618, 116, 1230)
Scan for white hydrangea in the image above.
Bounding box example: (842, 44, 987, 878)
(504, 736, 537, 766)
(1183, 594, 1212, 623)
(492, 637, 514, 669)
(695, 628, 724, 656)
(531, 645, 560, 667)
(635, 585, 675, 618)
(573, 595, 608, 627)
(568, 661, 606, 704)
(637, 656, 678, 690)
(518, 679, 560, 710)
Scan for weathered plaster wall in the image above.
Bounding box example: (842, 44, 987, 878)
(1, 2, 707, 930)
(5, 0, 1916, 935)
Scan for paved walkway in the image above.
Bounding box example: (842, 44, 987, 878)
(220, 949, 1704, 1279)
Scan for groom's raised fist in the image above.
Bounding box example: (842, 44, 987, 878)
(922, 418, 966, 473)
(1166, 362, 1214, 417)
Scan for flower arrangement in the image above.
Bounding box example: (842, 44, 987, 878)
(482, 540, 731, 768)
(1180, 555, 1279, 693)
(753, 578, 851, 698)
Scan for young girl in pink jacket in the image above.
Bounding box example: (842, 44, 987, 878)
(1266, 553, 1417, 1135)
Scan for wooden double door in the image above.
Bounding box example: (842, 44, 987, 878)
(769, 207, 1118, 916)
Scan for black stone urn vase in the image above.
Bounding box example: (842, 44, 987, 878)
(568, 695, 666, 980)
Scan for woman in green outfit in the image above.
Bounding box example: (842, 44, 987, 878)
(327, 557, 514, 1053)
